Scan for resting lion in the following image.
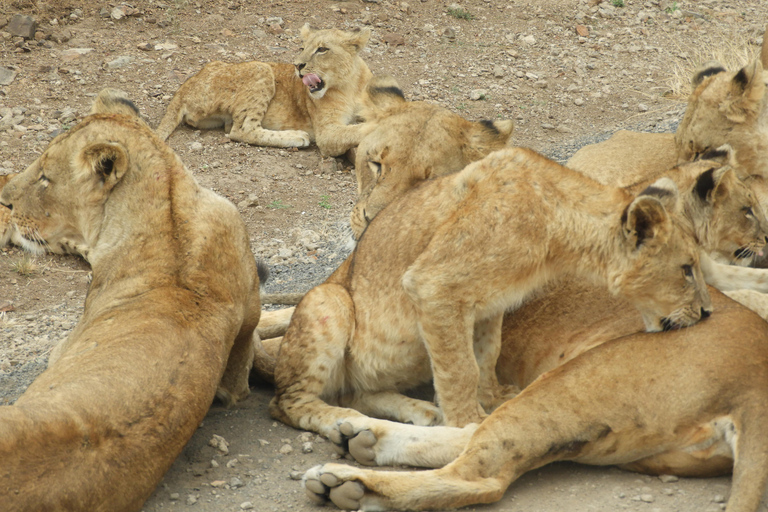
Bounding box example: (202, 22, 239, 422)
(0, 88, 142, 257)
(268, 145, 711, 438)
(303, 288, 768, 512)
(0, 104, 262, 510)
(350, 101, 514, 239)
(566, 29, 768, 192)
(156, 24, 397, 157)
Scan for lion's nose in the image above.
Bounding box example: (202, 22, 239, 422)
(700, 307, 711, 319)
(0, 199, 11, 211)
(295, 62, 305, 73)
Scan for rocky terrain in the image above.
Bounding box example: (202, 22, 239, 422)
(0, 0, 766, 510)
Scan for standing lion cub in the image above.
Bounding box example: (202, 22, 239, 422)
(156, 24, 388, 156)
(270, 147, 710, 437)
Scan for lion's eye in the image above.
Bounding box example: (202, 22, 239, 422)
(744, 206, 754, 216)
(315, 46, 329, 54)
(39, 174, 50, 187)
(682, 264, 693, 278)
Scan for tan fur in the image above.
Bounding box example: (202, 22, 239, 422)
(268, 147, 709, 437)
(303, 290, 768, 512)
(567, 27, 768, 190)
(350, 101, 513, 239)
(0, 112, 261, 510)
(156, 25, 390, 157)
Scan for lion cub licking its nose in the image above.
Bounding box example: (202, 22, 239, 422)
(156, 24, 387, 157)
(269, 147, 710, 439)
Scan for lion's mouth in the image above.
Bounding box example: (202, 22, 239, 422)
(302, 73, 325, 93)
(734, 246, 764, 260)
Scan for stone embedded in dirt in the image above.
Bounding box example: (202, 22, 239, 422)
(137, 42, 154, 51)
(521, 34, 536, 45)
(289, 471, 303, 481)
(230, 477, 244, 488)
(279, 443, 293, 455)
(226, 458, 239, 468)
(209, 434, 230, 454)
(185, 495, 198, 505)
(493, 65, 505, 78)
(658, 474, 678, 483)
(240, 502, 254, 510)
(469, 89, 488, 100)
(105, 56, 133, 69)
(211, 480, 227, 488)
(576, 24, 589, 37)
(638, 103, 649, 112)
(51, 29, 72, 44)
(383, 33, 406, 46)
(301, 442, 313, 453)
(7, 15, 36, 40)
(210, 459, 219, 468)
(574, 98, 585, 106)
(713, 495, 726, 503)
(0, 67, 17, 86)
(169, 493, 180, 501)
(111, 7, 127, 20)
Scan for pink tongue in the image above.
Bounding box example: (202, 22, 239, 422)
(302, 73, 322, 88)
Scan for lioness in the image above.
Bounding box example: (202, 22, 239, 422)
(566, 50, 768, 190)
(156, 24, 391, 157)
(0, 109, 261, 510)
(350, 101, 514, 239)
(269, 146, 709, 436)
(303, 289, 768, 512)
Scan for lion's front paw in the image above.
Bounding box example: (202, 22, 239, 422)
(329, 420, 379, 466)
(304, 465, 366, 510)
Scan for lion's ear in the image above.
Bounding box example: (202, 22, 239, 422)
(346, 27, 371, 52)
(623, 179, 678, 249)
(78, 142, 129, 189)
(723, 60, 766, 123)
(300, 23, 312, 40)
(691, 61, 726, 88)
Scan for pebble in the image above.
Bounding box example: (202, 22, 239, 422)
(105, 56, 133, 69)
(658, 474, 678, 483)
(301, 441, 314, 453)
(230, 477, 244, 488)
(190, 141, 204, 151)
(186, 495, 198, 505)
(169, 493, 180, 501)
(638, 103, 649, 112)
(290, 470, 304, 480)
(240, 502, 254, 510)
(469, 89, 488, 101)
(574, 98, 585, 106)
(208, 434, 230, 454)
(279, 443, 293, 455)
(713, 495, 726, 503)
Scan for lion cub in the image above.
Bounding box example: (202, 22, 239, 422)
(156, 24, 386, 156)
(270, 147, 709, 436)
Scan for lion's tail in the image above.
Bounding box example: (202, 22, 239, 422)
(251, 307, 295, 384)
(155, 91, 188, 141)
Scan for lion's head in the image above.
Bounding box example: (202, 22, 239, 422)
(675, 59, 768, 176)
(294, 24, 372, 100)
(350, 101, 514, 239)
(611, 178, 711, 332)
(0, 114, 161, 259)
(680, 148, 768, 265)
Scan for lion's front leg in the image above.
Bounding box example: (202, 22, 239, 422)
(303, 462, 506, 511)
(474, 313, 520, 411)
(329, 416, 476, 468)
(314, 121, 376, 157)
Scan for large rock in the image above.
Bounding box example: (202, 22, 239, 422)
(7, 14, 36, 40)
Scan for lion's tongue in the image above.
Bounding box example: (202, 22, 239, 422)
(302, 73, 322, 88)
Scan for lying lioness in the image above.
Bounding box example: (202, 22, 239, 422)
(0, 107, 261, 510)
(269, 146, 710, 437)
(304, 289, 768, 512)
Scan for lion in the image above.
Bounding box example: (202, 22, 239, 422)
(155, 24, 398, 157)
(0, 103, 262, 510)
(566, 26, 768, 190)
(267, 145, 710, 439)
(349, 101, 514, 239)
(303, 288, 768, 512)
(0, 88, 142, 257)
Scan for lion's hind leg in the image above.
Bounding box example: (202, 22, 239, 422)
(727, 405, 768, 512)
(269, 283, 364, 438)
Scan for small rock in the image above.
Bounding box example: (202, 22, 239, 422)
(658, 474, 678, 483)
(713, 495, 726, 503)
(186, 495, 198, 505)
(226, 458, 239, 468)
(0, 67, 17, 86)
(640, 494, 655, 503)
(469, 89, 487, 101)
(105, 56, 133, 69)
(169, 493, 180, 501)
(257, 439, 270, 447)
(289, 470, 304, 480)
(111, 6, 127, 20)
(8, 14, 36, 39)
(541, 123, 555, 130)
(210, 459, 219, 468)
(137, 42, 154, 51)
(210, 480, 227, 488)
(574, 98, 585, 106)
(208, 434, 229, 454)
(279, 443, 293, 455)
(190, 141, 204, 151)
(302, 442, 314, 453)
(520, 34, 536, 45)
(266, 16, 284, 27)
(383, 33, 405, 46)
(575, 24, 589, 37)
(297, 432, 314, 443)
(638, 103, 649, 112)
(230, 477, 244, 488)
(240, 503, 254, 511)
(493, 65, 504, 78)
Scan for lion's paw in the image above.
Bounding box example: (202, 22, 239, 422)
(303, 465, 366, 510)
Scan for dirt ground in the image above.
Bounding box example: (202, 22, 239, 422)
(1, 0, 766, 511)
